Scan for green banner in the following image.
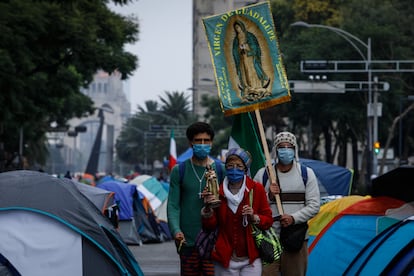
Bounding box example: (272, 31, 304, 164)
(202, 2, 290, 116)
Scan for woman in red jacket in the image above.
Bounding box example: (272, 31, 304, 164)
(201, 148, 273, 275)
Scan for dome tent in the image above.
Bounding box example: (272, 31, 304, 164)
(0, 170, 143, 276)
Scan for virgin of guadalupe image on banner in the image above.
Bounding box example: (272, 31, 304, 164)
(202, 1, 290, 116)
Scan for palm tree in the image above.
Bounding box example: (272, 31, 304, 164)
(116, 91, 194, 175)
(159, 91, 194, 123)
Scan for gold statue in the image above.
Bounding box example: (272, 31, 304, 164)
(205, 164, 221, 208)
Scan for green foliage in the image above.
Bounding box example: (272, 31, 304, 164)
(117, 92, 234, 170)
(116, 91, 196, 170)
(0, 0, 139, 170)
(270, 0, 414, 188)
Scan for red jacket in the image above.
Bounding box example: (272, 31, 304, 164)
(202, 177, 273, 268)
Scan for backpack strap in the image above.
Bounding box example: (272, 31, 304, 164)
(262, 168, 269, 187)
(300, 163, 308, 185)
(262, 163, 308, 186)
(179, 161, 186, 184)
(179, 159, 223, 184)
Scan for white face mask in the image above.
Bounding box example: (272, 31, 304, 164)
(277, 148, 295, 164)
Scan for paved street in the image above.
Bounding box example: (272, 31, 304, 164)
(129, 241, 180, 276)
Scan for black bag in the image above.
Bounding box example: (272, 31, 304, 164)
(194, 228, 218, 259)
(279, 222, 308, 252)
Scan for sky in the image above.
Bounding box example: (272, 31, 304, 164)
(110, 0, 193, 113)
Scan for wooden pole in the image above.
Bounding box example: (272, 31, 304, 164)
(254, 109, 284, 214)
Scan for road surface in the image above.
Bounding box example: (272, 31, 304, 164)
(129, 241, 180, 276)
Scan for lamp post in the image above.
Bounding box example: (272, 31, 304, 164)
(291, 21, 376, 181)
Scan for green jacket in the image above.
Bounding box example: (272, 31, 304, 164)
(167, 159, 224, 250)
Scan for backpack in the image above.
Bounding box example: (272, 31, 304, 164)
(178, 159, 224, 184)
(262, 163, 308, 187)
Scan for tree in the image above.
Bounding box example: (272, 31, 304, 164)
(268, 0, 414, 191)
(160, 91, 193, 123)
(116, 91, 194, 174)
(0, 0, 139, 171)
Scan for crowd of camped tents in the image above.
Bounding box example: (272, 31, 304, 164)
(0, 160, 413, 275)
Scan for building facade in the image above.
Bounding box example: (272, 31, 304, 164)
(46, 70, 131, 176)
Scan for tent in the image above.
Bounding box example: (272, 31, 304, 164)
(130, 175, 168, 214)
(98, 178, 168, 244)
(129, 175, 172, 242)
(0, 170, 143, 276)
(344, 203, 414, 275)
(307, 196, 405, 276)
(73, 180, 115, 214)
(79, 172, 96, 186)
(371, 166, 414, 202)
(300, 158, 353, 197)
(307, 195, 369, 245)
(97, 180, 143, 245)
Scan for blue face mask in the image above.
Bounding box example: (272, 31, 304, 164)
(193, 144, 211, 160)
(226, 168, 245, 183)
(277, 148, 295, 165)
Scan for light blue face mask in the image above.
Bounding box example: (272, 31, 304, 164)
(193, 144, 211, 160)
(277, 148, 295, 165)
(226, 168, 245, 183)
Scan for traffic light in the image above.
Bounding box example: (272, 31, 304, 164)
(374, 141, 380, 155)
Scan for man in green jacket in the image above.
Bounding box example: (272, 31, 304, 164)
(167, 122, 225, 276)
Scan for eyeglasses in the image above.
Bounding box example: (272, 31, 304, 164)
(193, 138, 211, 144)
(225, 163, 245, 170)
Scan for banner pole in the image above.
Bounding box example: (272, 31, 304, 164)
(254, 109, 284, 214)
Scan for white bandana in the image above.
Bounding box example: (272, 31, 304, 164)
(223, 177, 246, 214)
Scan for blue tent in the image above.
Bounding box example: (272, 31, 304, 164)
(97, 179, 164, 244)
(307, 196, 405, 276)
(300, 158, 353, 196)
(98, 180, 136, 220)
(344, 216, 414, 275)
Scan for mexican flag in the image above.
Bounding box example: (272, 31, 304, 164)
(169, 129, 177, 171)
(228, 112, 265, 177)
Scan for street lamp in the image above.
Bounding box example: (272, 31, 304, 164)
(291, 21, 377, 181)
